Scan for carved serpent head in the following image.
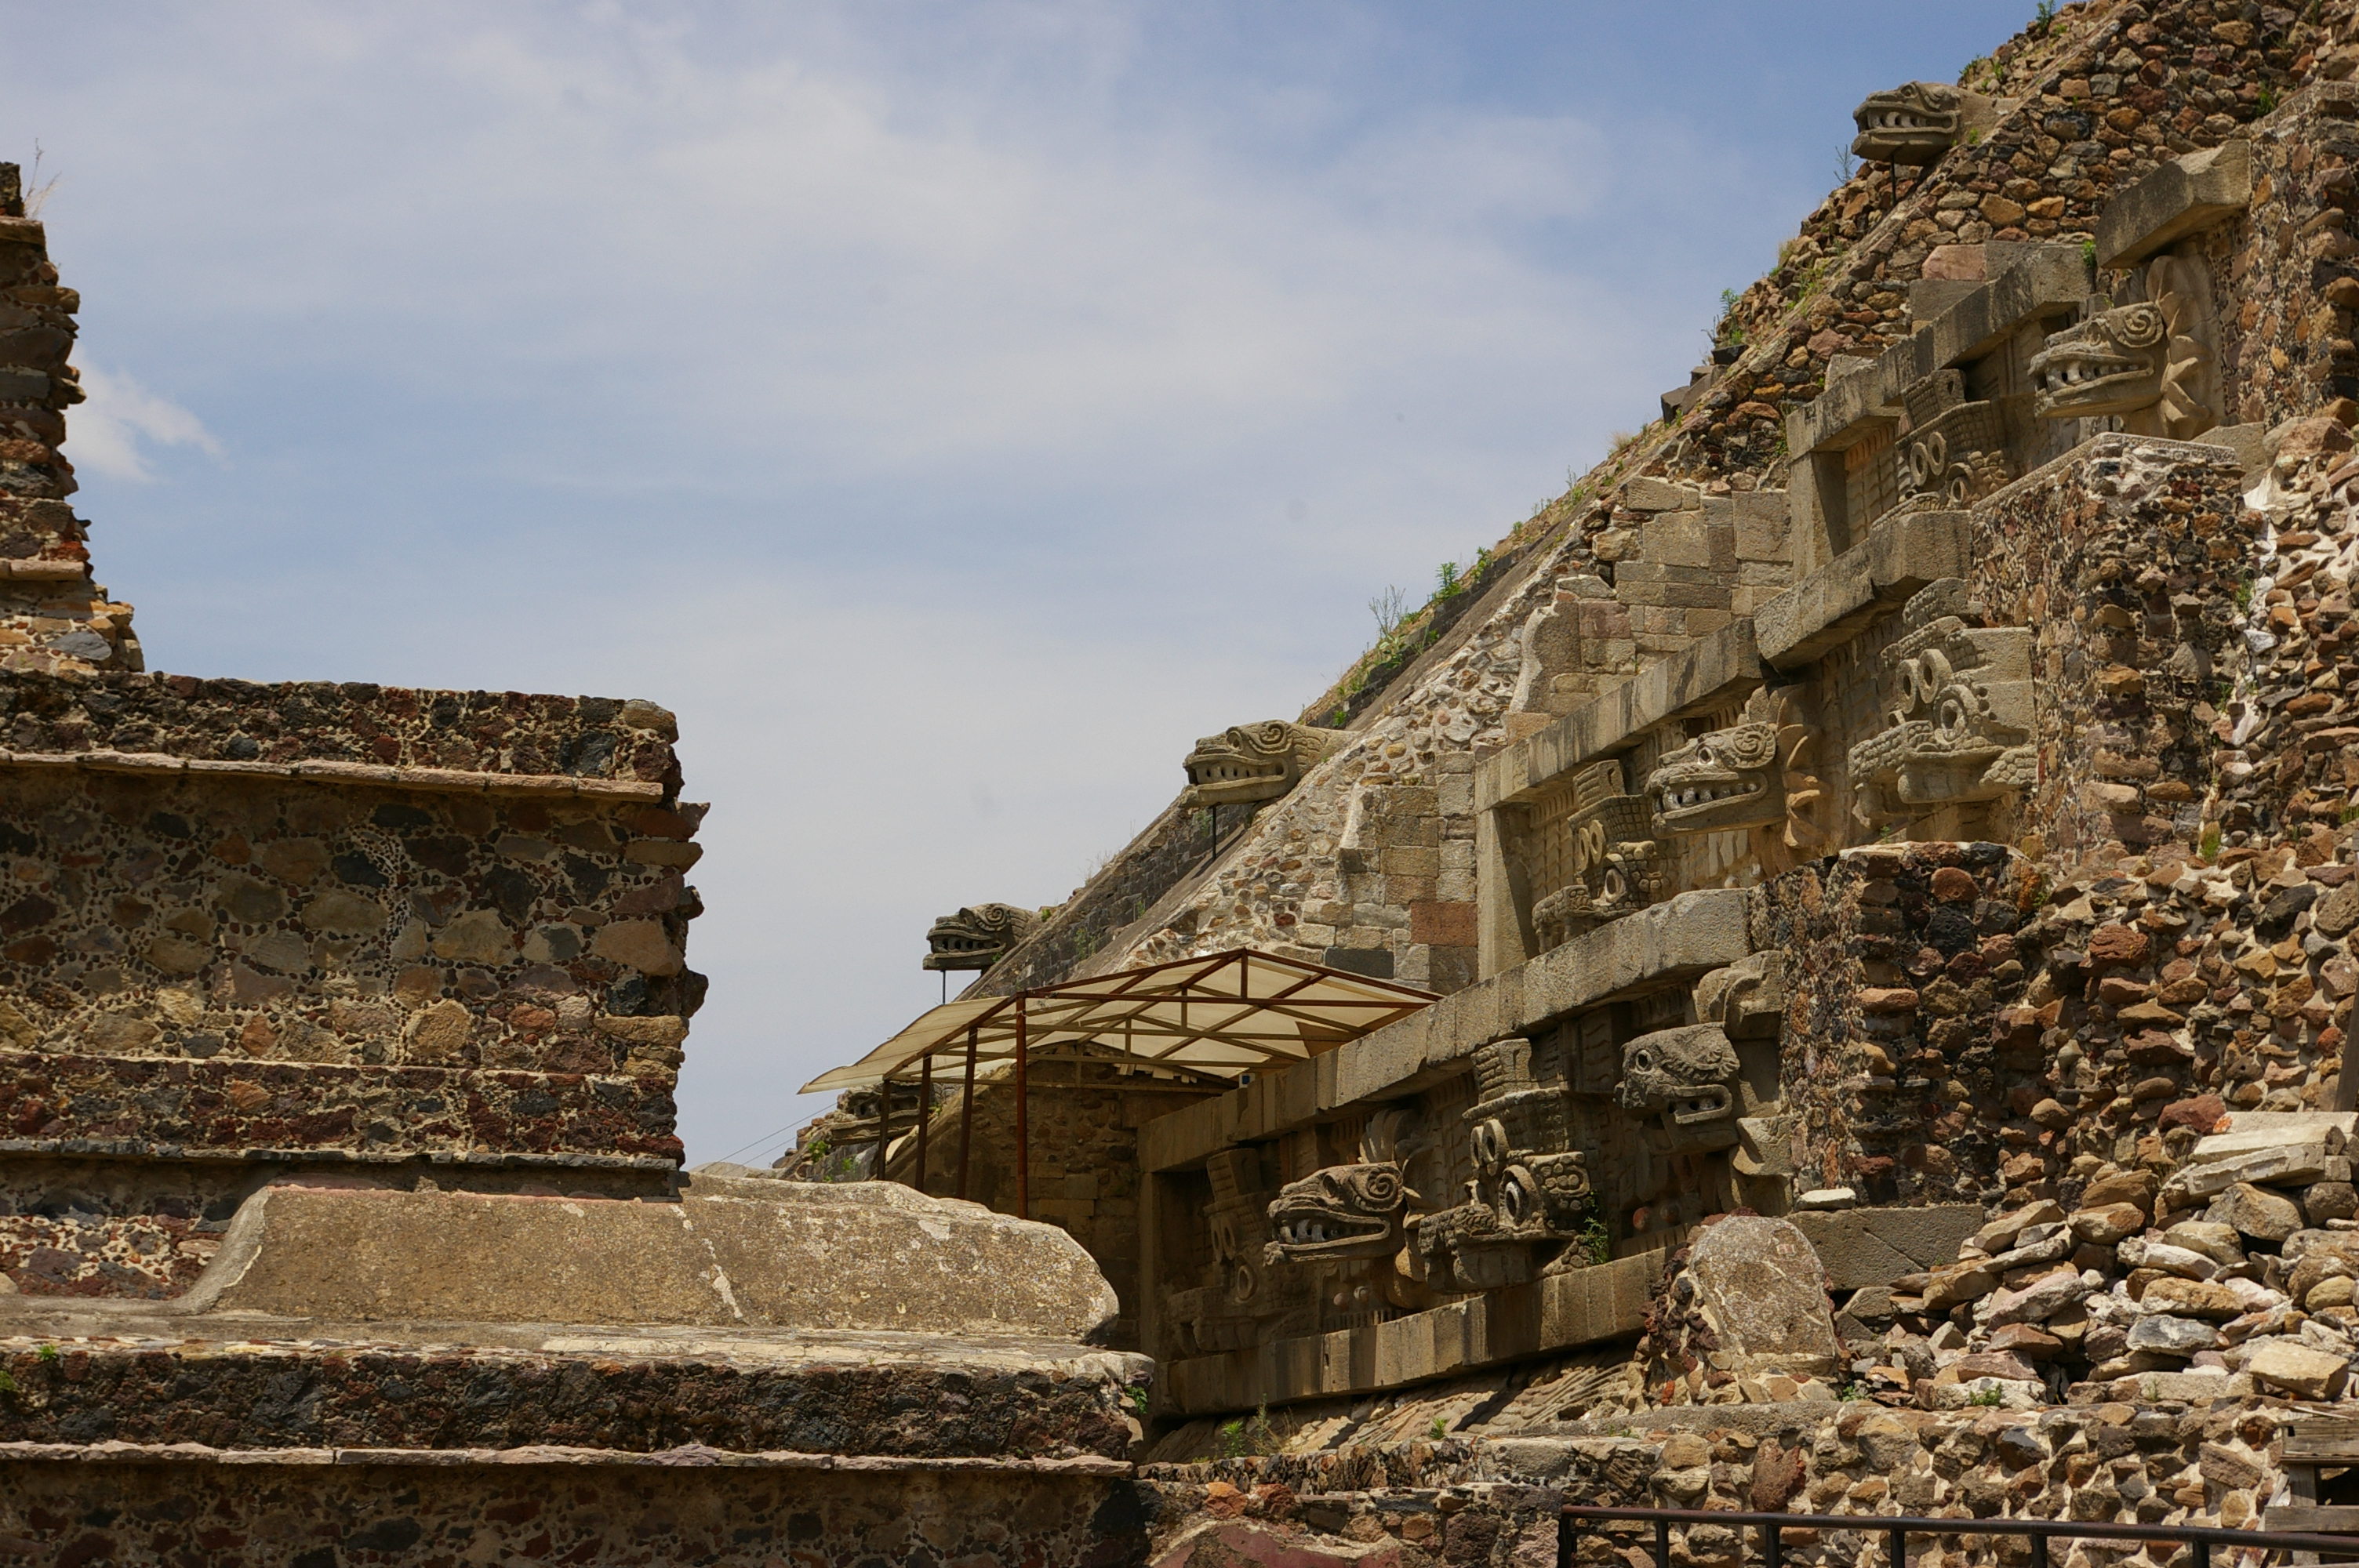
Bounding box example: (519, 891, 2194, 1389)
(1852, 82, 1967, 165)
(1645, 721, 1786, 837)
(1182, 720, 1343, 807)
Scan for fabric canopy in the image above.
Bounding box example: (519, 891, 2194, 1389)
(799, 947, 1436, 1093)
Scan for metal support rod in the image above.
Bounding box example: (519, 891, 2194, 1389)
(956, 1024, 978, 1201)
(2030, 1533, 2048, 1568)
(914, 1051, 932, 1192)
(2193, 1541, 2208, 1568)
(1557, 1513, 1573, 1568)
(1890, 1524, 1906, 1568)
(1015, 998, 1030, 1221)
(1765, 1523, 1782, 1568)
(1652, 1518, 1669, 1568)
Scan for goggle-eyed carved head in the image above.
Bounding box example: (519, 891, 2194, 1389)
(1646, 721, 1785, 837)
(1852, 82, 1966, 165)
(2030, 303, 2171, 421)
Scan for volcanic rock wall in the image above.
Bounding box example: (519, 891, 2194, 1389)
(0, 168, 707, 1298)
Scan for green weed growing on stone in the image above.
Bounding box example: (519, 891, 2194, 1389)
(1580, 1214, 1612, 1267)
(2201, 822, 2223, 858)
(1218, 1418, 1246, 1458)
(2081, 238, 2098, 270)
(1968, 1385, 2006, 1407)
(36, 1344, 56, 1363)
(2259, 85, 2279, 116)
(2143, 1378, 2162, 1402)
(1126, 1385, 1150, 1417)
(1429, 1417, 1449, 1441)
(2034, 0, 2056, 27)
(1837, 1381, 1865, 1401)
(1434, 560, 1462, 599)
(0, 1367, 14, 1396)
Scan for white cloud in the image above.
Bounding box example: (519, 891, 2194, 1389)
(66, 364, 222, 481)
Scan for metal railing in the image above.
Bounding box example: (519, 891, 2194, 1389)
(1561, 1504, 2359, 1567)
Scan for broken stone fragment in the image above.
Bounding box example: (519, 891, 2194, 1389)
(1986, 1267, 2089, 1327)
(2245, 1337, 2350, 1399)
(2127, 1314, 2219, 1356)
(2069, 1203, 2146, 1246)
(2138, 1276, 2245, 1320)
(2206, 1181, 2305, 1243)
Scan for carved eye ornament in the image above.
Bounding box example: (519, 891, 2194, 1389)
(2112, 303, 2166, 349)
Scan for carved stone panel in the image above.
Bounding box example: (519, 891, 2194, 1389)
(1846, 579, 2035, 832)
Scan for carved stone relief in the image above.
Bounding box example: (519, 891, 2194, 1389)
(1643, 689, 1830, 880)
(1846, 579, 2036, 832)
(1166, 1148, 1292, 1356)
(1849, 82, 2014, 166)
(922, 902, 1041, 971)
(1414, 1036, 1594, 1293)
(1895, 369, 2011, 513)
(1261, 1108, 1438, 1320)
(1181, 720, 1344, 807)
(2030, 252, 2219, 440)
(1525, 760, 1663, 951)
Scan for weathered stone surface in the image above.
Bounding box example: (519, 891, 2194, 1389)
(2206, 1182, 2305, 1243)
(184, 1181, 1121, 1342)
(1789, 1204, 1982, 1289)
(2096, 140, 2254, 268)
(2245, 1338, 2350, 1399)
(2139, 1276, 2245, 1320)
(2068, 1203, 2146, 1246)
(1755, 510, 1972, 670)
(2125, 1314, 2219, 1355)
(1682, 1217, 1841, 1376)
(2190, 1112, 2356, 1163)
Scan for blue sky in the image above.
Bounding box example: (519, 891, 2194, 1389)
(6, 0, 2041, 1166)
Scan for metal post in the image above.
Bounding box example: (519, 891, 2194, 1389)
(1765, 1523, 1782, 1568)
(1889, 1524, 1906, 1568)
(1015, 997, 1030, 1221)
(956, 1024, 979, 1201)
(2030, 1532, 2048, 1568)
(914, 1051, 932, 1192)
(2193, 1541, 2208, 1568)
(1652, 1518, 1669, 1568)
(1557, 1512, 1573, 1568)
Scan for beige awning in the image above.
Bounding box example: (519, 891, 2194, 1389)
(800, 947, 1436, 1093)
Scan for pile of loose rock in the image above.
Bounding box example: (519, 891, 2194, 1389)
(1852, 1111, 2359, 1409)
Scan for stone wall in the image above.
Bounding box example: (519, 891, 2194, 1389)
(0, 1455, 1155, 1567)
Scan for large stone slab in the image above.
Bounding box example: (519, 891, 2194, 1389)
(2096, 140, 2253, 269)
(1754, 511, 1973, 670)
(183, 1180, 1121, 1342)
(2190, 1112, 2357, 1164)
(1683, 1216, 1842, 1377)
(1789, 1204, 1984, 1290)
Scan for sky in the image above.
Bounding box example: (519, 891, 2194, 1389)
(4, 0, 2044, 1167)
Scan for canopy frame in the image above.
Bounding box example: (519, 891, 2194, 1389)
(804, 947, 1436, 1218)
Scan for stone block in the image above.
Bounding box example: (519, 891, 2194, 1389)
(2096, 139, 2253, 269)
(1789, 1204, 1984, 1289)
(1408, 900, 1478, 946)
(2190, 1111, 2357, 1163)
(1682, 1217, 1842, 1377)
(1754, 510, 1974, 670)
(1477, 619, 1759, 811)
(1639, 514, 1733, 571)
(183, 1180, 1121, 1342)
(1622, 477, 1699, 513)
